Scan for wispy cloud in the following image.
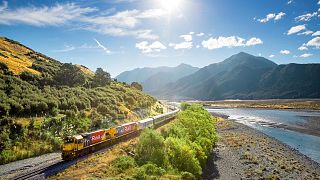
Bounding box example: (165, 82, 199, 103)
(257, 12, 285, 23)
(287, 0, 293, 4)
(202, 36, 263, 50)
(269, 54, 275, 58)
(53, 45, 76, 52)
(280, 50, 290, 55)
(300, 53, 312, 58)
(287, 25, 306, 35)
(295, 12, 318, 22)
(0, 2, 96, 26)
(0, 2, 167, 40)
(94, 39, 111, 54)
(298, 30, 313, 36)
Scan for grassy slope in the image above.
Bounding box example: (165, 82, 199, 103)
(0, 37, 161, 164)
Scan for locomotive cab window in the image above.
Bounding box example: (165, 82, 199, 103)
(64, 137, 74, 144)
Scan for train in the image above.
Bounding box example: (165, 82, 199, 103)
(61, 109, 179, 160)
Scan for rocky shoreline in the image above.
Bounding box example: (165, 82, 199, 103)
(203, 116, 320, 179)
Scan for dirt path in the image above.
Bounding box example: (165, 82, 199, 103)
(203, 117, 320, 179)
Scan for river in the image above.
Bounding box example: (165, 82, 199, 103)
(207, 108, 320, 164)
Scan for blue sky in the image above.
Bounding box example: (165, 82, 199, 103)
(0, 0, 319, 77)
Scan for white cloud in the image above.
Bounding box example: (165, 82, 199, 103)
(275, 12, 286, 20)
(306, 36, 320, 49)
(287, 0, 293, 4)
(202, 36, 245, 49)
(246, 37, 263, 46)
(287, 25, 306, 35)
(295, 12, 318, 22)
(180, 34, 192, 42)
(171, 42, 193, 50)
(269, 54, 275, 58)
(298, 45, 308, 51)
(196, 45, 200, 48)
(257, 12, 285, 23)
(280, 50, 290, 55)
(0, 2, 96, 26)
(312, 31, 320, 36)
(189, 32, 195, 35)
(135, 41, 166, 53)
(94, 39, 111, 54)
(298, 30, 314, 36)
(202, 36, 262, 50)
(300, 53, 312, 58)
(196, 32, 204, 36)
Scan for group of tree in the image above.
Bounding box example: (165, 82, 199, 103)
(110, 104, 218, 179)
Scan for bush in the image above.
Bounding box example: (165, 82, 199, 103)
(164, 137, 201, 177)
(135, 129, 166, 167)
(112, 155, 136, 173)
(133, 163, 165, 180)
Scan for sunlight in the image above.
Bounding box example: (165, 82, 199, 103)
(158, 0, 182, 12)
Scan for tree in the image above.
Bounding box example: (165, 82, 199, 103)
(92, 68, 111, 87)
(54, 63, 86, 87)
(0, 62, 11, 75)
(131, 82, 143, 91)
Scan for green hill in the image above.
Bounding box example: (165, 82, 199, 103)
(0, 37, 160, 164)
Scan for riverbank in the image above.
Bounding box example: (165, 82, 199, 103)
(203, 117, 320, 179)
(202, 99, 320, 110)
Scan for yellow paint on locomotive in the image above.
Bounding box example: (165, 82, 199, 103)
(106, 127, 117, 139)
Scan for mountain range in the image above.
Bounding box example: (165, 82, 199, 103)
(117, 52, 320, 100)
(116, 63, 199, 93)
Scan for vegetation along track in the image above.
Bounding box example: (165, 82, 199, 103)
(5, 114, 177, 180)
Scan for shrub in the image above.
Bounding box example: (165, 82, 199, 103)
(164, 137, 201, 178)
(112, 155, 136, 173)
(135, 129, 166, 167)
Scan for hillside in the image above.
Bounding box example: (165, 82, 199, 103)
(154, 52, 320, 100)
(0, 37, 160, 164)
(116, 63, 199, 92)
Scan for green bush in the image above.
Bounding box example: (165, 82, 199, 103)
(112, 155, 136, 173)
(164, 137, 201, 177)
(135, 129, 166, 167)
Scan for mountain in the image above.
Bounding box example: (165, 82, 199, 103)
(155, 52, 320, 100)
(116, 63, 199, 92)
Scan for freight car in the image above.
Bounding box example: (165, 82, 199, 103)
(61, 109, 179, 160)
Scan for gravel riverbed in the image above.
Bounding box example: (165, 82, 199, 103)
(203, 117, 320, 179)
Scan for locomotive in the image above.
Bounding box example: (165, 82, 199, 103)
(61, 109, 179, 160)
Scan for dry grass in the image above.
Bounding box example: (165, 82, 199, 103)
(0, 37, 41, 75)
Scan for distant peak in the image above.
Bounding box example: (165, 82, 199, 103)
(236, 52, 252, 56)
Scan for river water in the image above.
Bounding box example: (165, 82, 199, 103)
(207, 108, 320, 164)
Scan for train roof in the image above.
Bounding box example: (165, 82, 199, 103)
(138, 118, 153, 123)
(153, 110, 178, 119)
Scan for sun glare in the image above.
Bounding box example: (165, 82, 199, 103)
(159, 0, 182, 12)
